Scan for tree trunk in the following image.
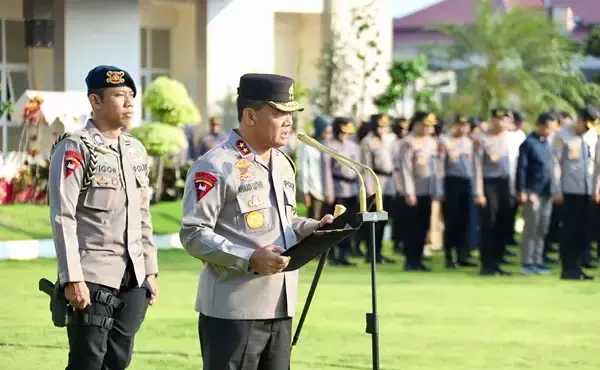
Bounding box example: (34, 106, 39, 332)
(154, 156, 165, 203)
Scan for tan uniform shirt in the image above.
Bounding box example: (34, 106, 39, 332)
(179, 130, 319, 320)
(48, 120, 158, 289)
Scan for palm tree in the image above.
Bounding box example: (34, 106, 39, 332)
(427, 0, 587, 118)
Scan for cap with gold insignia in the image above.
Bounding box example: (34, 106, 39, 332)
(454, 114, 469, 124)
(85, 65, 137, 97)
(579, 104, 599, 129)
(370, 114, 391, 127)
(411, 111, 437, 126)
(333, 117, 357, 135)
(491, 107, 510, 119)
(237, 73, 303, 113)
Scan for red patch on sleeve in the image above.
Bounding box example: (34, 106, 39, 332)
(194, 172, 218, 201)
(64, 150, 83, 178)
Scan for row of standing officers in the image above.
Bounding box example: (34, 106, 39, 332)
(294, 105, 600, 280)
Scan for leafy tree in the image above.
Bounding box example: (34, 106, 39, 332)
(427, 0, 586, 118)
(133, 76, 198, 202)
(351, 0, 383, 118)
(374, 56, 440, 115)
(584, 24, 600, 59)
(312, 30, 354, 116)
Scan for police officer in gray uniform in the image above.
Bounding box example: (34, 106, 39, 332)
(179, 73, 334, 370)
(398, 111, 443, 271)
(322, 117, 360, 266)
(555, 105, 599, 280)
(48, 65, 159, 370)
(197, 116, 228, 157)
(360, 114, 396, 264)
(439, 114, 477, 268)
(474, 108, 513, 276)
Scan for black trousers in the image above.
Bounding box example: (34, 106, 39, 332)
(65, 263, 150, 370)
(198, 314, 292, 370)
(365, 195, 394, 262)
(479, 178, 511, 271)
(334, 196, 358, 260)
(404, 195, 432, 267)
(442, 177, 472, 263)
(506, 197, 518, 243)
(560, 194, 591, 275)
(392, 194, 408, 249)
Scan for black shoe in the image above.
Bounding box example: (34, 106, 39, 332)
(480, 267, 498, 276)
(337, 259, 357, 267)
(457, 260, 478, 268)
(561, 271, 594, 280)
(445, 261, 457, 269)
(543, 256, 559, 264)
(495, 267, 512, 276)
(418, 263, 432, 272)
(404, 264, 421, 271)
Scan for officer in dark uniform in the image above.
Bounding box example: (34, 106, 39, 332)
(48, 65, 159, 369)
(554, 105, 599, 280)
(391, 117, 409, 253)
(440, 114, 477, 268)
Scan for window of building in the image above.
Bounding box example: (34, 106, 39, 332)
(0, 19, 31, 153)
(140, 28, 171, 121)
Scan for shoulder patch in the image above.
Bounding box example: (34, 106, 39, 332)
(194, 172, 218, 201)
(64, 149, 83, 178)
(277, 149, 296, 177)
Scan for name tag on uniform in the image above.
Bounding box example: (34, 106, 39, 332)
(416, 155, 427, 166)
(489, 153, 499, 162)
(449, 151, 459, 163)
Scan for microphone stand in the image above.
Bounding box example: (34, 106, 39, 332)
(294, 134, 387, 370)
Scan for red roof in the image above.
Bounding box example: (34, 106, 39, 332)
(550, 0, 600, 24)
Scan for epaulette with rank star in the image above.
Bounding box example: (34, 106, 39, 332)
(235, 139, 252, 158)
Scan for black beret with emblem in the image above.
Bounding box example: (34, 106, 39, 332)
(579, 104, 599, 124)
(491, 107, 510, 118)
(85, 65, 137, 97)
(237, 73, 303, 112)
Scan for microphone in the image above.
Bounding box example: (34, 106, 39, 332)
(297, 133, 368, 212)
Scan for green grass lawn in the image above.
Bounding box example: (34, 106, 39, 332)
(1, 247, 599, 370)
(0, 201, 308, 241)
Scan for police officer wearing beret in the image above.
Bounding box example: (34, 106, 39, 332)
(48, 65, 159, 369)
(555, 104, 599, 280)
(179, 73, 334, 369)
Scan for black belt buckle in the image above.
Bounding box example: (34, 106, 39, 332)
(95, 290, 126, 310)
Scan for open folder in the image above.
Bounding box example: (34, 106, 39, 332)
(282, 194, 377, 272)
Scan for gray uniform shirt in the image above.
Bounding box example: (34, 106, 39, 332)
(360, 133, 396, 196)
(197, 131, 228, 156)
(179, 130, 319, 320)
(553, 127, 593, 195)
(440, 135, 474, 179)
(474, 131, 511, 196)
(398, 134, 443, 197)
(48, 120, 158, 289)
(322, 138, 360, 199)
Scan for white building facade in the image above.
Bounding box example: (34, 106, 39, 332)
(0, 0, 393, 153)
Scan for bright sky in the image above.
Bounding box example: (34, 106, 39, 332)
(392, 0, 444, 18)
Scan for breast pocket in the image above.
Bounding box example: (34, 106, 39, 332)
(83, 178, 118, 211)
(235, 191, 275, 234)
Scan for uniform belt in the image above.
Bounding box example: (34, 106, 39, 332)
(95, 290, 126, 310)
(374, 170, 392, 177)
(332, 174, 358, 183)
